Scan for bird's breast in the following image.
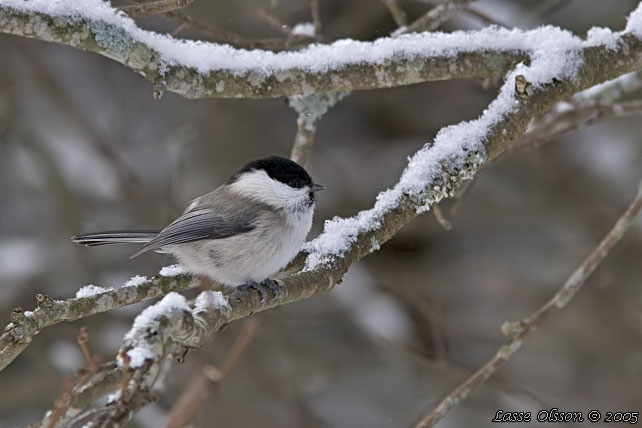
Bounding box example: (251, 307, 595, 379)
(169, 206, 314, 286)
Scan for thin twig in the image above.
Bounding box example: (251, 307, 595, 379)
(120, 0, 195, 18)
(251, 5, 292, 35)
(432, 205, 452, 230)
(381, 0, 408, 26)
(166, 320, 259, 428)
(250, 5, 316, 49)
(414, 179, 642, 428)
(505, 99, 642, 158)
(35, 333, 112, 428)
(396, 1, 470, 35)
(218, 320, 259, 377)
(463, 5, 511, 28)
(531, 0, 576, 20)
(288, 92, 347, 167)
(77, 327, 93, 366)
(47, 377, 75, 428)
(163, 11, 302, 51)
(449, 179, 475, 216)
(290, 120, 317, 167)
(119, 350, 131, 404)
(310, 0, 322, 41)
(87, 361, 153, 428)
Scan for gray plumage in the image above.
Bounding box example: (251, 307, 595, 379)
(72, 230, 160, 246)
(72, 156, 323, 288)
(130, 208, 256, 258)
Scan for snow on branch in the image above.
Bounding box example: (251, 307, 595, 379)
(2, 0, 638, 100)
(30, 291, 230, 428)
(0, 269, 197, 371)
(0, 0, 574, 99)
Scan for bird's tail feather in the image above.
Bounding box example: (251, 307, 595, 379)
(71, 230, 160, 247)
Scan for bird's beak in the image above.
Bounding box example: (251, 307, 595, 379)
(310, 183, 325, 192)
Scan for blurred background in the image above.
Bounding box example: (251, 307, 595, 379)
(1, 0, 642, 426)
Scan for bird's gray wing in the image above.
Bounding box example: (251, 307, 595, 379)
(130, 209, 256, 258)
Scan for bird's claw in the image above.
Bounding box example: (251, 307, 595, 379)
(236, 279, 281, 303)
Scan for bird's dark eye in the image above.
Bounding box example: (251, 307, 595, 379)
(288, 180, 298, 188)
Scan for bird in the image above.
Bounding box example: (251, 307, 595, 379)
(72, 156, 324, 301)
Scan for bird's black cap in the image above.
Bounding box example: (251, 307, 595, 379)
(232, 156, 314, 189)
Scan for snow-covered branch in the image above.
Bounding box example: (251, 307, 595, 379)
(31, 291, 229, 428)
(0, 268, 196, 371)
(498, 70, 642, 158)
(1, 0, 528, 99)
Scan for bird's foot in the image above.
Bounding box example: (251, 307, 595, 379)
(236, 279, 281, 303)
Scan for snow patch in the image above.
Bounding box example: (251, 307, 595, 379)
(291, 22, 315, 38)
(193, 290, 229, 313)
(122, 292, 190, 368)
(125, 345, 153, 368)
(159, 264, 186, 277)
(124, 274, 147, 287)
(125, 292, 189, 341)
(76, 284, 114, 298)
(585, 27, 619, 49)
(107, 390, 121, 403)
(626, 2, 642, 37)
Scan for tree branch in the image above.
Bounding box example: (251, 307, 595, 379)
(0, 270, 196, 371)
(414, 178, 642, 428)
(381, 0, 408, 27)
(0, 2, 528, 99)
(166, 320, 259, 428)
(503, 70, 642, 156)
(288, 92, 346, 167)
(506, 98, 642, 157)
(119, 0, 195, 18)
(162, 11, 302, 51)
(395, 1, 471, 35)
(310, 0, 322, 41)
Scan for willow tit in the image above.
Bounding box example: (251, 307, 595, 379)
(72, 156, 324, 301)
